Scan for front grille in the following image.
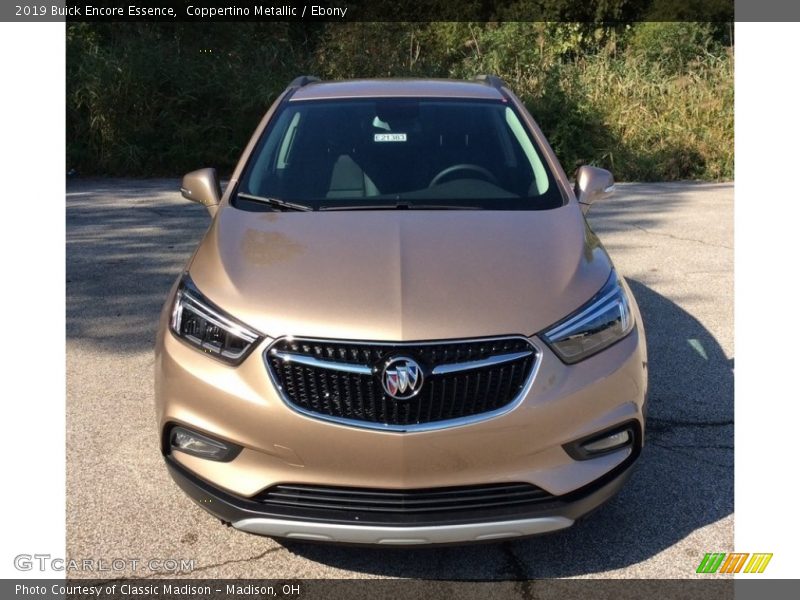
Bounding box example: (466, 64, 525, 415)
(265, 336, 537, 427)
(257, 482, 555, 514)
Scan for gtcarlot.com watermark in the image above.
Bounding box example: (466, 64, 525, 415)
(14, 554, 194, 573)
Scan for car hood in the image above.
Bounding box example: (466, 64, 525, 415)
(188, 204, 612, 341)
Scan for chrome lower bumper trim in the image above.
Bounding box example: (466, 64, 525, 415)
(232, 515, 574, 545)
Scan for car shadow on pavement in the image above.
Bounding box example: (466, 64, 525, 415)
(279, 279, 733, 578)
(66, 179, 210, 353)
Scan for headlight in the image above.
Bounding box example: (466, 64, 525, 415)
(542, 271, 635, 364)
(170, 275, 261, 364)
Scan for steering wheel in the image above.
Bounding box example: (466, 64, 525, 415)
(429, 164, 498, 187)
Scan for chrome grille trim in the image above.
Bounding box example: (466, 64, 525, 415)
(264, 335, 542, 433)
(271, 348, 534, 376)
(270, 351, 374, 375)
(430, 350, 534, 375)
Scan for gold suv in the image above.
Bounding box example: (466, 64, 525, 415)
(155, 76, 647, 545)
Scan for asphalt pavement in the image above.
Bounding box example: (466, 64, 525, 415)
(66, 180, 733, 579)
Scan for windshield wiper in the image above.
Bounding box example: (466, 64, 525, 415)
(236, 193, 313, 212)
(320, 202, 482, 211)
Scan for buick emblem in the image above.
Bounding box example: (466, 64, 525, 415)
(381, 357, 424, 400)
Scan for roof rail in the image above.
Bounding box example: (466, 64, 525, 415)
(287, 75, 321, 89)
(473, 74, 507, 90)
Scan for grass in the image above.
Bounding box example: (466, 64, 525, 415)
(66, 22, 733, 181)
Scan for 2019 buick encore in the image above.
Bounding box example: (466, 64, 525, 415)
(155, 75, 647, 545)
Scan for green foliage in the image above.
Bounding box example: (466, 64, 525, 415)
(67, 23, 316, 175)
(625, 22, 721, 74)
(66, 21, 733, 181)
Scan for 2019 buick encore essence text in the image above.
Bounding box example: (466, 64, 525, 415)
(155, 75, 647, 545)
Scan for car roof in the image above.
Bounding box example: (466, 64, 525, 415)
(289, 79, 506, 102)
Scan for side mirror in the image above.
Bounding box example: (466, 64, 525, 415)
(574, 166, 615, 214)
(180, 168, 221, 216)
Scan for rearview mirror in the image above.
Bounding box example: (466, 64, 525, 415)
(574, 166, 615, 214)
(180, 168, 221, 216)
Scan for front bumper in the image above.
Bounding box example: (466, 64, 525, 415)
(165, 449, 637, 545)
(155, 287, 648, 544)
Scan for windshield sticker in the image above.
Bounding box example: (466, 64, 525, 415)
(374, 133, 407, 143)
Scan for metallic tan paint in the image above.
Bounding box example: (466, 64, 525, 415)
(575, 165, 616, 214)
(180, 168, 222, 217)
(155, 297, 646, 498)
(290, 79, 505, 102)
(188, 207, 612, 341)
(155, 78, 647, 517)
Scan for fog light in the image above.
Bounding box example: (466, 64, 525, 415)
(169, 426, 240, 462)
(563, 422, 639, 461)
(582, 429, 631, 453)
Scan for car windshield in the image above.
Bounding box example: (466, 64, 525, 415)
(236, 98, 565, 211)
